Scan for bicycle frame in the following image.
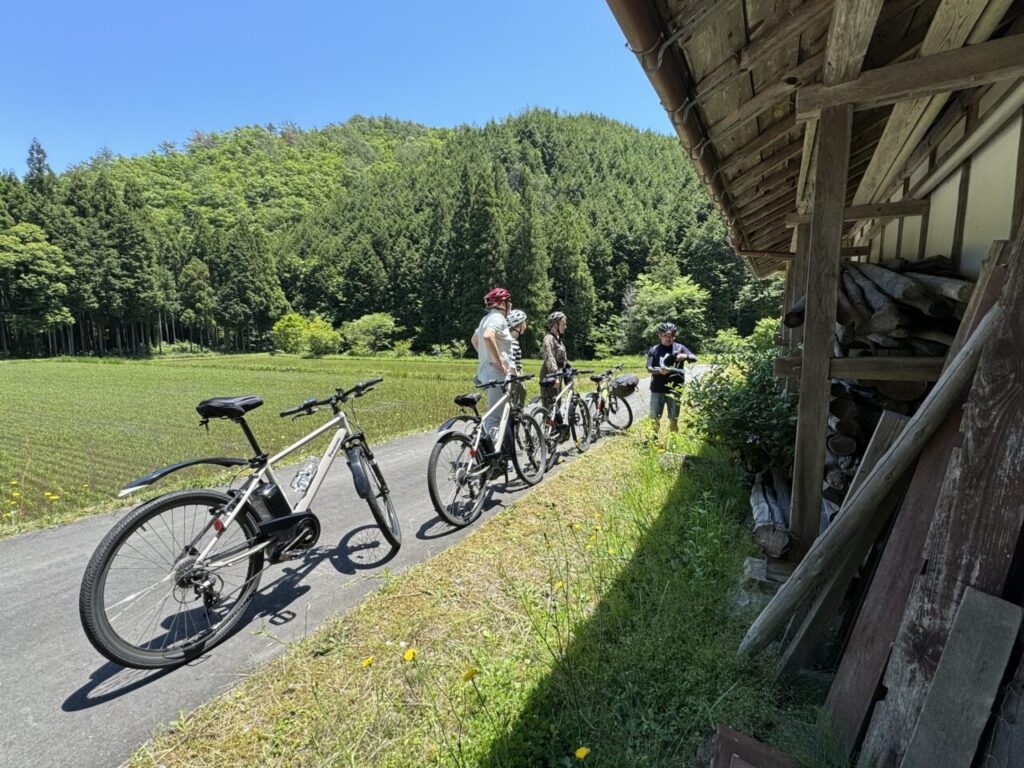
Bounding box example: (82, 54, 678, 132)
(195, 411, 357, 565)
(471, 388, 512, 455)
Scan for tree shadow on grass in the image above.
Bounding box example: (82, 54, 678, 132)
(477, 443, 781, 768)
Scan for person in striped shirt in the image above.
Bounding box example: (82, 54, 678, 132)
(506, 309, 528, 406)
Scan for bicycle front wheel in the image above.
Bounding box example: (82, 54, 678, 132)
(427, 431, 488, 526)
(510, 412, 547, 486)
(606, 394, 634, 431)
(79, 489, 263, 669)
(569, 396, 593, 453)
(354, 445, 401, 549)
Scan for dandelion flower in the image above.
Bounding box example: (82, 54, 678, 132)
(554, 580, 564, 590)
(403, 648, 417, 662)
(575, 746, 590, 760)
(462, 667, 477, 682)
(360, 656, 374, 668)
(607, 548, 615, 555)
(11, 492, 19, 498)
(8, 480, 17, 486)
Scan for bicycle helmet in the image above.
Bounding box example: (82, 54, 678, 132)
(657, 321, 677, 335)
(483, 287, 512, 307)
(506, 309, 527, 329)
(547, 311, 567, 329)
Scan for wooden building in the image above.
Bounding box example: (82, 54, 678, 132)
(607, 1, 1024, 765)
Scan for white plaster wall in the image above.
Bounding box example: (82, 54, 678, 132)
(901, 215, 922, 261)
(925, 168, 961, 259)
(960, 115, 1021, 277)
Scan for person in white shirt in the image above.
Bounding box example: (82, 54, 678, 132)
(470, 287, 514, 443)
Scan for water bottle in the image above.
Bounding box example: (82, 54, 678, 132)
(290, 456, 319, 494)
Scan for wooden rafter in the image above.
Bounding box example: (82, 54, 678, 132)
(726, 138, 804, 195)
(717, 114, 797, 177)
(797, 33, 1024, 119)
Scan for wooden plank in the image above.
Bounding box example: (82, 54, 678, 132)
(711, 725, 799, 768)
(900, 588, 1021, 768)
(739, 302, 1004, 658)
(774, 355, 945, 381)
(852, 0, 1012, 205)
(718, 115, 797, 177)
(727, 139, 804, 196)
(857, 225, 1024, 767)
(775, 411, 910, 681)
(982, 645, 1024, 765)
(708, 52, 825, 145)
(790, 224, 811, 350)
(825, 241, 1014, 757)
(786, 200, 929, 226)
(788, 105, 853, 563)
(797, 34, 1024, 120)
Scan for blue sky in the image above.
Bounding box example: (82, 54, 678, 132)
(0, 0, 673, 174)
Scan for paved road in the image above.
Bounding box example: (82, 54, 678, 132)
(0, 381, 656, 768)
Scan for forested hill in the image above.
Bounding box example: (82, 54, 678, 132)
(0, 110, 778, 358)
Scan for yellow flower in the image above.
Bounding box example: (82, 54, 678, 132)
(607, 548, 615, 555)
(8, 481, 17, 486)
(11, 492, 19, 498)
(575, 746, 590, 760)
(553, 580, 564, 590)
(462, 667, 477, 682)
(360, 656, 374, 668)
(403, 648, 417, 662)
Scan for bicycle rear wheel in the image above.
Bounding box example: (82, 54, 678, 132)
(353, 445, 401, 548)
(606, 394, 634, 431)
(79, 489, 263, 669)
(583, 392, 603, 443)
(568, 396, 593, 453)
(530, 404, 560, 470)
(427, 431, 488, 526)
(509, 412, 547, 486)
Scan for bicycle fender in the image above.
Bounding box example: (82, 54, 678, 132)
(437, 414, 477, 433)
(345, 446, 370, 499)
(118, 457, 248, 498)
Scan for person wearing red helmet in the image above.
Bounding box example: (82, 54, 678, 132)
(471, 287, 514, 439)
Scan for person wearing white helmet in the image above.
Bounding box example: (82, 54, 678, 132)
(646, 321, 696, 433)
(506, 309, 528, 406)
(540, 311, 567, 411)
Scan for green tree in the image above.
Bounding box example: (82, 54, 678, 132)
(340, 312, 404, 355)
(622, 273, 710, 353)
(0, 223, 74, 342)
(178, 257, 217, 347)
(271, 312, 309, 353)
(307, 315, 341, 356)
(547, 209, 597, 357)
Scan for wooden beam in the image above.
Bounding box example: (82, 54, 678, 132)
(785, 199, 929, 226)
(900, 589, 1021, 768)
(853, 0, 1013, 205)
(707, 52, 825, 145)
(726, 138, 804, 196)
(735, 166, 801, 208)
(789, 104, 853, 563)
(717, 115, 797, 177)
(798, 34, 1024, 120)
(773, 355, 945, 381)
(744, 196, 799, 233)
(791, 224, 811, 350)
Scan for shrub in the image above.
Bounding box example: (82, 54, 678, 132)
(685, 317, 796, 474)
(340, 312, 404, 355)
(307, 315, 341, 356)
(429, 339, 468, 359)
(271, 312, 309, 354)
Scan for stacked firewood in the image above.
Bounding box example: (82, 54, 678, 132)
(785, 256, 975, 518)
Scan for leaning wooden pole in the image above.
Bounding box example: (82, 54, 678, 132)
(738, 303, 1003, 658)
(787, 105, 853, 561)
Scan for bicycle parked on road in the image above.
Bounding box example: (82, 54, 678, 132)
(531, 364, 594, 470)
(583, 364, 637, 442)
(79, 378, 398, 669)
(428, 374, 546, 527)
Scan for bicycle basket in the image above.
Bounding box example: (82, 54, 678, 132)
(610, 374, 639, 398)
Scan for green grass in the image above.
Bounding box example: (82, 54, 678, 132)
(126, 428, 819, 768)
(0, 353, 643, 536)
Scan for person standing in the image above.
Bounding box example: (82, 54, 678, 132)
(539, 311, 567, 412)
(646, 321, 696, 433)
(506, 309, 528, 406)
(470, 287, 514, 442)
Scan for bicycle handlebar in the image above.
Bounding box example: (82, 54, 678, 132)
(279, 376, 385, 418)
(475, 373, 534, 390)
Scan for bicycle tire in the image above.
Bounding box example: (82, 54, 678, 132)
(509, 411, 547, 486)
(583, 392, 603, 443)
(355, 445, 401, 549)
(606, 394, 634, 431)
(568, 396, 593, 453)
(530, 404, 560, 470)
(427, 431, 488, 527)
(79, 489, 263, 669)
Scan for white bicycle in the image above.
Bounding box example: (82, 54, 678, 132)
(79, 377, 398, 669)
(531, 364, 594, 470)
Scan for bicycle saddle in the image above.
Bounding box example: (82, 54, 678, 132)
(454, 393, 482, 408)
(589, 374, 604, 383)
(196, 395, 264, 419)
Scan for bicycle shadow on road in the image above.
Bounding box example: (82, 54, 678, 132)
(62, 661, 177, 712)
(329, 524, 398, 574)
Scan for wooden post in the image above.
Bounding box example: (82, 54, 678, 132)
(788, 105, 853, 562)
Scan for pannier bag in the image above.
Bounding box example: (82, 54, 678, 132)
(611, 374, 639, 398)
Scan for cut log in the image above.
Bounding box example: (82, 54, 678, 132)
(835, 322, 856, 346)
(827, 414, 862, 439)
(752, 473, 790, 558)
(828, 397, 860, 420)
(847, 265, 908, 334)
(870, 379, 928, 402)
(737, 303, 1003, 659)
(856, 262, 925, 302)
(840, 272, 873, 332)
(899, 293, 954, 318)
(865, 332, 906, 348)
(827, 433, 858, 456)
(904, 271, 974, 302)
(770, 467, 792, 528)
(825, 466, 849, 492)
(912, 329, 955, 346)
(784, 295, 806, 328)
(893, 254, 956, 276)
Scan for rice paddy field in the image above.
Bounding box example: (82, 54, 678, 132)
(0, 354, 641, 536)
